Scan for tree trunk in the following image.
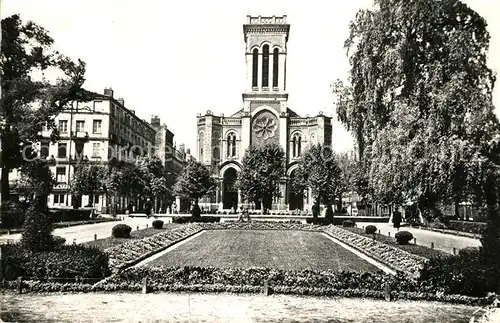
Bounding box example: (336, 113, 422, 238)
(1, 166, 11, 203)
(482, 175, 500, 265)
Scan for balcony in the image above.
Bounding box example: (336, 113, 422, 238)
(247, 15, 287, 24)
(71, 131, 89, 141)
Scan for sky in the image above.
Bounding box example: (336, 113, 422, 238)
(2, 0, 500, 154)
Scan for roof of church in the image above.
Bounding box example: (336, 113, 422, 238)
(230, 108, 301, 118)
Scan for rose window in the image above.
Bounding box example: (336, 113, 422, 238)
(253, 117, 277, 140)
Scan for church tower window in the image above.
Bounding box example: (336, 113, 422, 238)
(252, 49, 259, 88)
(292, 133, 302, 158)
(262, 45, 269, 88)
(273, 48, 279, 88)
(227, 132, 236, 157)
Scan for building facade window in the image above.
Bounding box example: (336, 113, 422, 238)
(58, 120, 68, 133)
(252, 48, 259, 88)
(273, 48, 279, 88)
(92, 143, 101, 157)
(53, 194, 65, 204)
(292, 133, 302, 158)
(76, 120, 85, 132)
(262, 45, 269, 87)
(56, 167, 66, 184)
(226, 132, 236, 157)
(57, 143, 67, 158)
(93, 120, 102, 133)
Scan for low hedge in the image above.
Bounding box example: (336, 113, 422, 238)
(172, 216, 191, 224)
(49, 208, 92, 222)
(1, 244, 110, 280)
(419, 248, 500, 297)
(448, 220, 488, 235)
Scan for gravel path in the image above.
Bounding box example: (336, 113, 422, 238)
(361, 222, 481, 254)
(0, 217, 153, 244)
(0, 292, 478, 322)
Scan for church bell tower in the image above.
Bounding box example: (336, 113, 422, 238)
(241, 15, 290, 149)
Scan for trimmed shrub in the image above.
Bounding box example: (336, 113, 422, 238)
(111, 224, 132, 238)
(22, 202, 54, 252)
(152, 220, 164, 229)
(1, 244, 110, 280)
(52, 236, 67, 249)
(365, 225, 377, 234)
(0, 201, 27, 228)
(395, 231, 413, 245)
(342, 220, 355, 227)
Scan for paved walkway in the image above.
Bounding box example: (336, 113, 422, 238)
(361, 222, 482, 254)
(0, 292, 479, 322)
(0, 216, 153, 244)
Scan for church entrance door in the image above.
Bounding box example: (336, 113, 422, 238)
(288, 169, 304, 210)
(222, 168, 238, 210)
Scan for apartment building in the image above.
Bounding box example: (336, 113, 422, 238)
(35, 88, 157, 210)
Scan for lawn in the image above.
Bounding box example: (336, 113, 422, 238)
(82, 223, 182, 251)
(145, 230, 381, 272)
(342, 226, 449, 258)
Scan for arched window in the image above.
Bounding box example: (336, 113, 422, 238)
(226, 132, 236, 157)
(292, 133, 302, 158)
(252, 49, 258, 88)
(262, 45, 269, 88)
(273, 48, 279, 88)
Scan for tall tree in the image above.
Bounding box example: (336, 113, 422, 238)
(1, 14, 91, 203)
(294, 144, 343, 222)
(173, 159, 215, 204)
(334, 0, 500, 261)
(237, 143, 285, 211)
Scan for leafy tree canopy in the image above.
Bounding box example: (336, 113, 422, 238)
(1, 14, 94, 202)
(237, 143, 285, 208)
(173, 159, 215, 202)
(333, 0, 500, 260)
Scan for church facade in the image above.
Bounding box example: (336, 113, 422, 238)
(196, 15, 332, 211)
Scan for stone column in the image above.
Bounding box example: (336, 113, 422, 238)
(257, 50, 263, 90)
(175, 196, 181, 213)
(269, 49, 274, 89)
(279, 180, 286, 209)
(279, 52, 286, 90)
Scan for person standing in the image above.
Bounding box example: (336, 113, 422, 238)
(392, 207, 402, 231)
(145, 198, 152, 218)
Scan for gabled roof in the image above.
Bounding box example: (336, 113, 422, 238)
(231, 109, 245, 117)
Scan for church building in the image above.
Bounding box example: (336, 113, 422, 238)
(196, 15, 332, 211)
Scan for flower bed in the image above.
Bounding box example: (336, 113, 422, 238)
(87, 266, 488, 305)
(322, 225, 427, 277)
(199, 221, 324, 231)
(104, 224, 204, 272)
